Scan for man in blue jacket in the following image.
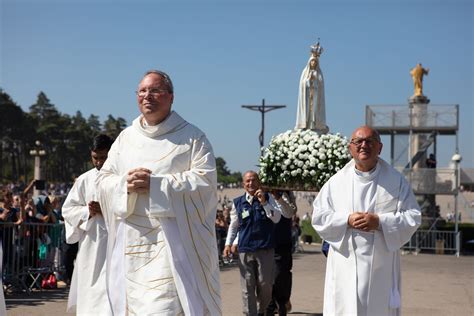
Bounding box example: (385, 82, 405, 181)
(224, 171, 281, 316)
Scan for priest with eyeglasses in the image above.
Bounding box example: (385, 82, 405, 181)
(312, 126, 421, 316)
(96, 70, 221, 315)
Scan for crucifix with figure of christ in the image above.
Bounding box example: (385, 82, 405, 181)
(242, 99, 286, 156)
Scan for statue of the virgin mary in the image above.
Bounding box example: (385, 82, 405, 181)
(295, 41, 329, 134)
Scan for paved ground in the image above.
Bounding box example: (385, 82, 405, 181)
(6, 244, 473, 315)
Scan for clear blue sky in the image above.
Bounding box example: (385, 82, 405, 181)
(1, 0, 473, 173)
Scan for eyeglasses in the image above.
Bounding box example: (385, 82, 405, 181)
(135, 88, 169, 97)
(350, 137, 379, 147)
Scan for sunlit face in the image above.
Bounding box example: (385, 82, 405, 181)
(242, 172, 260, 196)
(91, 149, 109, 171)
(12, 195, 21, 208)
(137, 73, 174, 125)
(349, 126, 383, 172)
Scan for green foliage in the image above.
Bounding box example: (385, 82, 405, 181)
(300, 218, 321, 243)
(0, 89, 127, 183)
(215, 157, 242, 185)
(103, 115, 127, 139)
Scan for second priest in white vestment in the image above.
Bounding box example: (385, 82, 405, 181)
(62, 134, 114, 316)
(312, 126, 421, 316)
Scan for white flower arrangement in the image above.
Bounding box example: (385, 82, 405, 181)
(259, 129, 351, 190)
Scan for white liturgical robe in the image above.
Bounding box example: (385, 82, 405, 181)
(313, 159, 421, 316)
(62, 168, 111, 316)
(96, 111, 221, 316)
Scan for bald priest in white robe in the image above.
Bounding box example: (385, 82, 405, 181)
(96, 70, 221, 316)
(62, 134, 114, 316)
(312, 126, 421, 316)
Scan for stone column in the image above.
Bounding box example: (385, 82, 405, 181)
(409, 95, 438, 219)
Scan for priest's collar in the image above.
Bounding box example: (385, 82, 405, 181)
(353, 161, 380, 182)
(133, 111, 188, 138)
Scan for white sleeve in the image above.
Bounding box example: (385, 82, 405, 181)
(149, 135, 217, 219)
(62, 176, 91, 243)
(225, 203, 239, 246)
(379, 178, 422, 251)
(312, 183, 350, 254)
(263, 195, 281, 223)
(274, 192, 297, 219)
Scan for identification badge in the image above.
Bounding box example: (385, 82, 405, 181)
(242, 210, 250, 219)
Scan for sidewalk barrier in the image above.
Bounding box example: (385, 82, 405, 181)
(402, 229, 459, 254)
(1, 222, 65, 294)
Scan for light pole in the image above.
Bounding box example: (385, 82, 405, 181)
(451, 152, 462, 257)
(29, 140, 46, 198)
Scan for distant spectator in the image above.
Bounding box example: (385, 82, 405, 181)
(222, 206, 231, 226)
(215, 210, 228, 255)
(34, 196, 56, 224)
(426, 153, 437, 168)
(291, 215, 301, 253)
(0, 189, 21, 224)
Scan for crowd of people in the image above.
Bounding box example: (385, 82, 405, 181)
(0, 182, 78, 292)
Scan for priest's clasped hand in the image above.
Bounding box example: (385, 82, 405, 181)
(88, 201, 102, 217)
(127, 168, 152, 193)
(347, 212, 379, 232)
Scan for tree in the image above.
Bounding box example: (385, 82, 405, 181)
(29, 91, 59, 121)
(0, 90, 33, 181)
(0, 88, 130, 184)
(87, 114, 102, 135)
(103, 115, 127, 139)
(215, 157, 241, 185)
(216, 157, 230, 177)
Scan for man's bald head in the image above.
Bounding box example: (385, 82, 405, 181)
(348, 126, 383, 172)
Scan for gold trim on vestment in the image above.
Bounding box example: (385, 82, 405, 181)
(127, 241, 161, 248)
(126, 275, 177, 293)
(182, 195, 222, 312)
(151, 144, 181, 164)
(130, 243, 165, 273)
(189, 195, 213, 237)
(171, 174, 185, 190)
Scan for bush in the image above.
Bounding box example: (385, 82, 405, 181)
(300, 218, 321, 244)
